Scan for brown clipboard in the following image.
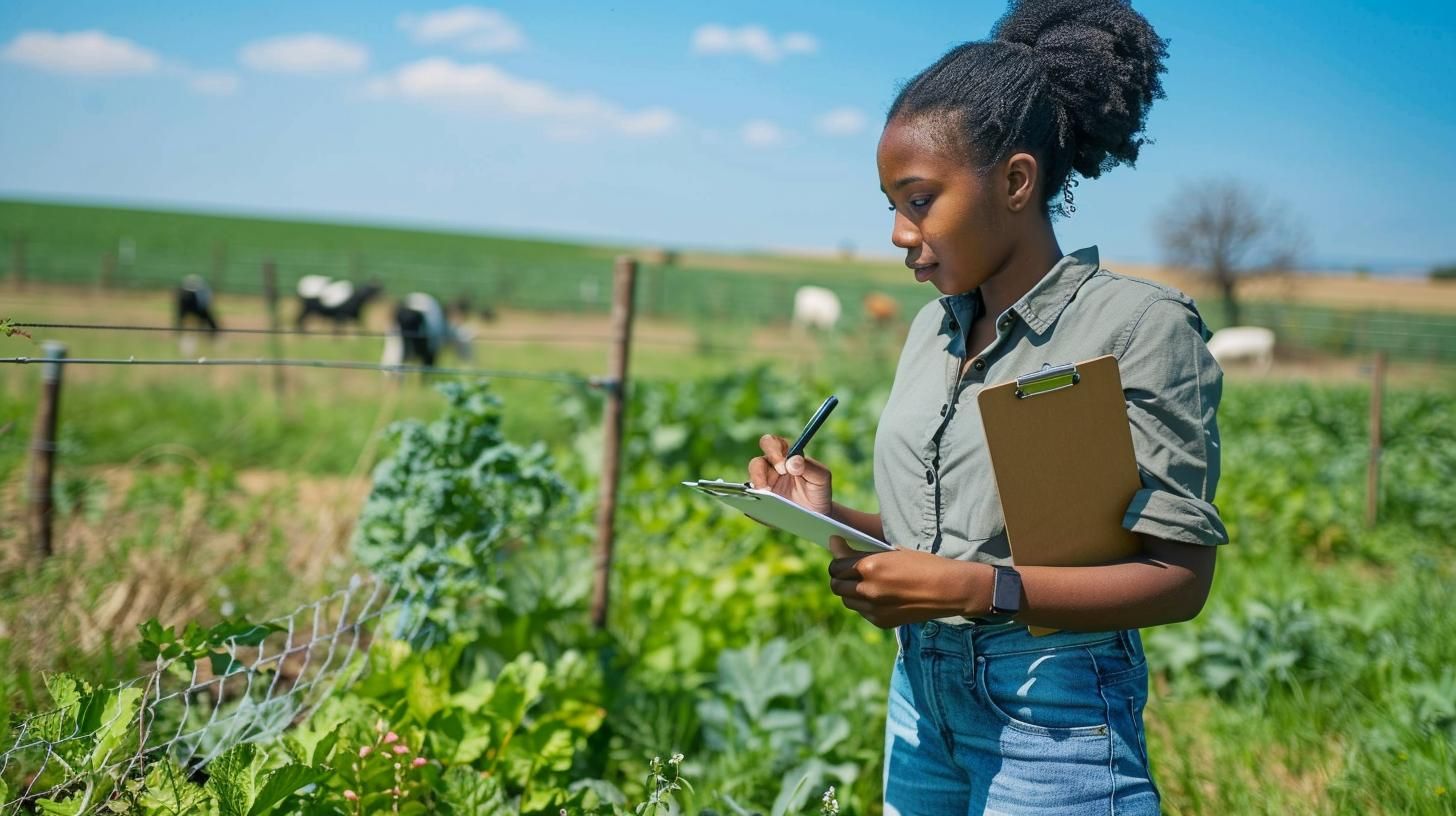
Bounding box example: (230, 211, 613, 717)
(978, 355, 1142, 635)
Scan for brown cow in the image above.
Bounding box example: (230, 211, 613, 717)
(863, 292, 900, 326)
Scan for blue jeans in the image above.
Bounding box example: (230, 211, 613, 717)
(884, 620, 1160, 815)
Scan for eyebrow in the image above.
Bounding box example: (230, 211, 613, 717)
(879, 176, 926, 194)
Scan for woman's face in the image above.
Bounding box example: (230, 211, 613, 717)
(876, 116, 1013, 296)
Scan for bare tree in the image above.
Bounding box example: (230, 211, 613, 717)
(1156, 179, 1304, 327)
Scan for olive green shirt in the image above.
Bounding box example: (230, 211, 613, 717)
(873, 246, 1229, 583)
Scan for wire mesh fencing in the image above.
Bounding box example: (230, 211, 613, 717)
(0, 575, 419, 814)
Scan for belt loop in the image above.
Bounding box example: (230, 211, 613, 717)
(1118, 628, 1137, 662)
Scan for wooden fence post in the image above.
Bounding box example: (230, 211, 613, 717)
(590, 256, 638, 630)
(28, 341, 66, 558)
(1365, 352, 1386, 528)
(10, 235, 25, 290)
(262, 260, 285, 400)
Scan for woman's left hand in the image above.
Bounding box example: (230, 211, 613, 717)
(827, 538, 992, 628)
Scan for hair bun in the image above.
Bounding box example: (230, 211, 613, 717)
(993, 0, 1169, 180)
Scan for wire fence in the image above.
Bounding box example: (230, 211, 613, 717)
(0, 576, 414, 814)
(2, 320, 797, 356)
(5, 231, 1456, 363)
(0, 355, 604, 385)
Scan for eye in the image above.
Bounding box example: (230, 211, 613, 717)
(909, 196, 932, 208)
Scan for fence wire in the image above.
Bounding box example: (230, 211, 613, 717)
(0, 576, 419, 815)
(0, 355, 603, 386)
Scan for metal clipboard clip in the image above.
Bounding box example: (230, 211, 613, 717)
(1014, 362, 1080, 399)
(683, 479, 761, 500)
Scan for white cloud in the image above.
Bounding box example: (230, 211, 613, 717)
(1, 29, 160, 76)
(239, 34, 368, 75)
(741, 119, 785, 148)
(780, 32, 819, 55)
(187, 70, 240, 96)
(816, 107, 866, 136)
(398, 6, 525, 53)
(367, 57, 677, 138)
(691, 24, 818, 63)
(1, 29, 238, 97)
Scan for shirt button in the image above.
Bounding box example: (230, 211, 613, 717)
(972, 358, 986, 371)
(939, 404, 948, 417)
(998, 318, 1012, 331)
(925, 469, 934, 484)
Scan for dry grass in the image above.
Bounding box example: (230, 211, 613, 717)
(1107, 261, 1456, 316)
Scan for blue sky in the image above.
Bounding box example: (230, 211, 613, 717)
(1, 1, 1453, 270)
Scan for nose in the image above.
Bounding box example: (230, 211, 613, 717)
(891, 210, 920, 251)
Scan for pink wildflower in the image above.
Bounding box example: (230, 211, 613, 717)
(358, 745, 373, 758)
(412, 757, 427, 767)
(384, 731, 399, 744)
(393, 744, 410, 754)
(343, 790, 358, 801)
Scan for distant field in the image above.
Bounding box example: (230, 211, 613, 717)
(5, 198, 1456, 361)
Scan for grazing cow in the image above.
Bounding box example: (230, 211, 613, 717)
(381, 293, 473, 371)
(792, 286, 842, 331)
(295, 275, 384, 330)
(176, 275, 219, 334)
(863, 291, 901, 327)
(1206, 326, 1275, 371)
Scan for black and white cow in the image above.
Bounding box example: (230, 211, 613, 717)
(295, 275, 384, 331)
(176, 275, 220, 334)
(381, 293, 473, 371)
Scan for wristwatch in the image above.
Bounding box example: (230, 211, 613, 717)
(989, 565, 1022, 616)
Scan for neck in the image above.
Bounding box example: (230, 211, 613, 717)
(979, 221, 1063, 319)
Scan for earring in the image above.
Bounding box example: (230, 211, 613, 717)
(1062, 178, 1079, 215)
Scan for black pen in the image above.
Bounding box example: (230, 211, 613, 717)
(785, 395, 839, 460)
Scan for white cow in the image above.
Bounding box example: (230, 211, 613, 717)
(1206, 326, 1276, 371)
(792, 286, 842, 331)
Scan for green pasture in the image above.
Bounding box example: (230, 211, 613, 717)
(5, 198, 1456, 362)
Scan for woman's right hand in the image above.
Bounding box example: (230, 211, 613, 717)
(748, 434, 833, 517)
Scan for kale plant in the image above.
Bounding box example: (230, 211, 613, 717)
(353, 382, 567, 646)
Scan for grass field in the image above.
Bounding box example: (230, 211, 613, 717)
(6, 198, 1456, 363)
(2, 201, 1455, 813)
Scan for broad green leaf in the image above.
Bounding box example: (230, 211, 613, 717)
(440, 765, 505, 816)
(427, 710, 493, 765)
(204, 743, 265, 816)
(246, 763, 327, 816)
(140, 759, 211, 816)
(86, 687, 143, 770)
(36, 793, 86, 815)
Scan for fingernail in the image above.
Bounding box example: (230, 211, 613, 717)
(774, 462, 786, 475)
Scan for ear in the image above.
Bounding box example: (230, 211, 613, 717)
(1003, 152, 1039, 213)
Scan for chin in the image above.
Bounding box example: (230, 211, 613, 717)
(930, 270, 976, 297)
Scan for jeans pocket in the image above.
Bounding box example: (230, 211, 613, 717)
(974, 645, 1111, 739)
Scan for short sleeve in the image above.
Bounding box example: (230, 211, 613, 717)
(1115, 296, 1229, 546)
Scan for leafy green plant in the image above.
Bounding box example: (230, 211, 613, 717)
(353, 381, 567, 646)
(137, 618, 286, 676)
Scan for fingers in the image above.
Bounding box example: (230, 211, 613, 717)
(827, 553, 865, 579)
(786, 453, 830, 485)
(759, 434, 789, 473)
(747, 456, 776, 488)
(827, 536, 855, 559)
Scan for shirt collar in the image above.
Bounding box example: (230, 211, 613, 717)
(937, 245, 1101, 342)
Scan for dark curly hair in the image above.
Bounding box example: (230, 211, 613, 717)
(887, 0, 1169, 217)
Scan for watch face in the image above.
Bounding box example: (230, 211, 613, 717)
(992, 567, 1022, 614)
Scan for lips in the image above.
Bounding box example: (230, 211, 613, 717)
(912, 263, 938, 282)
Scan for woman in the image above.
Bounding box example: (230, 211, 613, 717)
(748, 1, 1227, 813)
